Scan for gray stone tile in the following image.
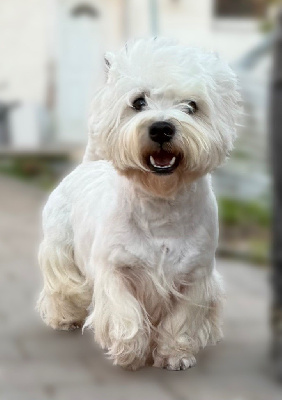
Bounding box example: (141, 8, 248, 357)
(0, 388, 51, 400)
(54, 383, 176, 400)
(0, 361, 94, 388)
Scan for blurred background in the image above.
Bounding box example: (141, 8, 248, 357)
(0, 1, 281, 399)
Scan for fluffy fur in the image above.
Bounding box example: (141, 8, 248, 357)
(37, 38, 240, 370)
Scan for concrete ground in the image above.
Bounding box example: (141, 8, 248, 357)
(0, 175, 281, 400)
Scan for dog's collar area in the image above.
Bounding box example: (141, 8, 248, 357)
(147, 150, 180, 174)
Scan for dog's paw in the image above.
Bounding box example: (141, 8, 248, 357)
(48, 319, 82, 331)
(109, 340, 148, 371)
(63, 322, 82, 331)
(153, 354, 196, 371)
(166, 356, 196, 371)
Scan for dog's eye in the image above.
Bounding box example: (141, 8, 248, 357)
(132, 97, 147, 111)
(183, 100, 197, 114)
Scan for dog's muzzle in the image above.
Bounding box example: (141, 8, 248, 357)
(147, 121, 180, 175)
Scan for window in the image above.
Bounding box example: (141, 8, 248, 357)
(215, 0, 267, 19)
(71, 3, 99, 18)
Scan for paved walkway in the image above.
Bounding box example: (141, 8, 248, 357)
(0, 175, 281, 400)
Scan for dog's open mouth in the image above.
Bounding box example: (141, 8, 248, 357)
(147, 150, 180, 174)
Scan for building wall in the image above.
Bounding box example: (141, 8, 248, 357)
(0, 0, 267, 149)
(158, 0, 263, 63)
(0, 0, 50, 104)
(0, 0, 265, 105)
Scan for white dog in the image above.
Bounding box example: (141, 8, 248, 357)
(37, 38, 240, 371)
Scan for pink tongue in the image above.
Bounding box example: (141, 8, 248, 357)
(152, 151, 173, 166)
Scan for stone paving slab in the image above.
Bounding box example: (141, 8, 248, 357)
(0, 175, 281, 400)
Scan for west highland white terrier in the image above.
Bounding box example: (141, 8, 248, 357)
(37, 38, 240, 370)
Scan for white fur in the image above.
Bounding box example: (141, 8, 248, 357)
(37, 38, 240, 370)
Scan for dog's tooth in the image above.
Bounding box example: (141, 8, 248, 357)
(169, 157, 176, 166)
(150, 155, 156, 166)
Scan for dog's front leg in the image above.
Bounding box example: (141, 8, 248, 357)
(86, 265, 150, 370)
(153, 292, 198, 371)
(153, 270, 224, 370)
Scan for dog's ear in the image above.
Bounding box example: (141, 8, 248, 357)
(104, 52, 115, 73)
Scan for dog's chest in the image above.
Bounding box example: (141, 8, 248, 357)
(93, 177, 218, 277)
(118, 207, 214, 275)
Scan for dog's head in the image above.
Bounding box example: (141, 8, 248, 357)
(86, 38, 240, 197)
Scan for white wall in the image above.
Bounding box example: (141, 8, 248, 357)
(157, 0, 263, 63)
(0, 0, 266, 148)
(125, 0, 151, 39)
(0, 0, 50, 104)
(0, 0, 265, 105)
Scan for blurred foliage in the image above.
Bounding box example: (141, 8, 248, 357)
(259, 0, 280, 32)
(218, 238, 269, 265)
(259, 18, 274, 32)
(218, 197, 270, 265)
(218, 197, 270, 228)
(249, 238, 269, 264)
(0, 156, 69, 190)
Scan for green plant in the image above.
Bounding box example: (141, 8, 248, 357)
(218, 197, 270, 228)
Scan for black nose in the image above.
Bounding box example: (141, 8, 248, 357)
(149, 121, 175, 144)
